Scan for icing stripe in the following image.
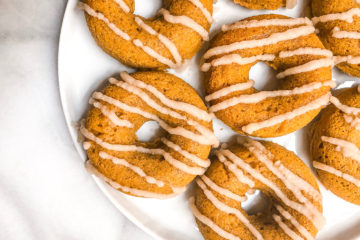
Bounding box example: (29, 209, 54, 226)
(276, 205, 315, 240)
(222, 18, 312, 32)
(134, 17, 182, 65)
(159, 8, 209, 41)
(205, 81, 255, 102)
(312, 8, 360, 24)
(83, 141, 91, 150)
(242, 93, 331, 134)
(321, 136, 360, 163)
(313, 161, 360, 187)
(201, 175, 247, 202)
(201, 54, 275, 72)
(86, 161, 179, 198)
(77, 2, 131, 40)
(276, 58, 333, 79)
(203, 25, 315, 59)
(189, 197, 241, 240)
(334, 55, 360, 65)
(113, 0, 130, 13)
(344, 114, 360, 130)
(273, 214, 304, 240)
(332, 27, 360, 39)
(90, 99, 134, 128)
(219, 150, 324, 229)
(330, 96, 360, 116)
(99, 151, 165, 187)
(196, 179, 264, 240)
(209, 81, 335, 113)
(118, 72, 212, 122)
(80, 126, 205, 175)
(187, 0, 213, 23)
(279, 48, 333, 58)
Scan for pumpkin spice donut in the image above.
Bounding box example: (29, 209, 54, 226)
(81, 71, 218, 199)
(202, 14, 335, 138)
(190, 137, 324, 240)
(77, 0, 213, 69)
(233, 0, 297, 10)
(311, 0, 360, 77)
(309, 86, 360, 205)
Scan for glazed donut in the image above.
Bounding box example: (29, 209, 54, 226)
(81, 71, 218, 199)
(202, 14, 335, 138)
(77, 0, 213, 69)
(312, 0, 360, 77)
(190, 137, 324, 240)
(233, 0, 297, 10)
(309, 86, 360, 205)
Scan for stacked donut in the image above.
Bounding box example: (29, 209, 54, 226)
(75, 0, 360, 239)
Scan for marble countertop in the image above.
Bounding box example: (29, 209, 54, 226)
(0, 1, 152, 239)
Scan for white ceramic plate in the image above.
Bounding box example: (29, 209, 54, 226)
(58, 0, 360, 239)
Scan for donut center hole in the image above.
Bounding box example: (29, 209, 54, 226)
(241, 190, 271, 216)
(250, 62, 278, 91)
(134, 0, 162, 18)
(136, 120, 166, 142)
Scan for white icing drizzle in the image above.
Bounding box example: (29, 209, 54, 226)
(286, 0, 297, 9)
(243, 139, 324, 229)
(312, 8, 360, 24)
(86, 161, 179, 198)
(219, 149, 324, 229)
(333, 55, 360, 65)
(344, 114, 360, 130)
(113, 0, 130, 13)
(216, 153, 256, 188)
(321, 136, 360, 163)
(332, 27, 360, 39)
(92, 92, 217, 146)
(330, 96, 360, 116)
(90, 99, 134, 128)
(209, 81, 335, 113)
(275, 205, 315, 240)
(187, 0, 213, 23)
(83, 141, 91, 150)
(80, 126, 205, 175)
(99, 151, 165, 187)
(200, 175, 247, 202)
(201, 54, 275, 72)
(134, 17, 182, 66)
(221, 18, 312, 32)
(196, 179, 264, 240)
(279, 47, 333, 58)
(159, 8, 209, 41)
(118, 72, 212, 122)
(203, 25, 315, 59)
(161, 138, 210, 168)
(313, 161, 360, 187)
(242, 93, 331, 134)
(77, 2, 131, 41)
(189, 197, 241, 240)
(276, 58, 333, 79)
(205, 80, 255, 102)
(273, 214, 304, 240)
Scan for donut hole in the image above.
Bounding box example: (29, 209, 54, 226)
(241, 190, 271, 216)
(134, 0, 162, 18)
(249, 61, 278, 91)
(136, 120, 166, 142)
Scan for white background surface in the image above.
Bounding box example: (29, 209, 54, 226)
(0, 0, 152, 239)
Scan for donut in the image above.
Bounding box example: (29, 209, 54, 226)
(81, 71, 218, 199)
(77, 0, 213, 69)
(309, 86, 360, 205)
(311, 0, 360, 77)
(202, 14, 335, 138)
(233, 0, 297, 10)
(190, 137, 324, 240)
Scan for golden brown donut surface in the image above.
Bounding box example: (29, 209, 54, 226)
(311, 0, 360, 77)
(309, 86, 360, 205)
(202, 14, 334, 138)
(78, 0, 213, 69)
(81, 71, 218, 199)
(191, 137, 324, 240)
(233, 0, 296, 10)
